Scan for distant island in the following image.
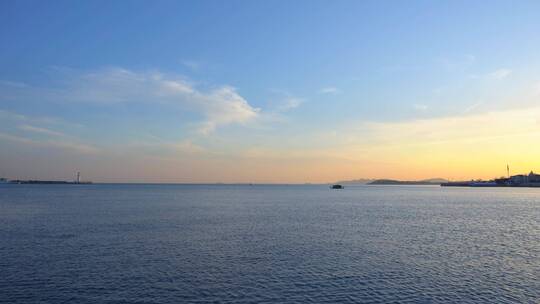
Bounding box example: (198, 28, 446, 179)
(334, 178, 374, 185)
(336, 171, 540, 188)
(368, 178, 448, 185)
(1, 172, 91, 185)
(335, 178, 448, 185)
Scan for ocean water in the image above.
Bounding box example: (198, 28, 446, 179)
(0, 184, 538, 303)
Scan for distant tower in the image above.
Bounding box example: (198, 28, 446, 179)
(507, 164, 510, 178)
(76, 171, 81, 183)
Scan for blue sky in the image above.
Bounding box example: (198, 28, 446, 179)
(2, 1, 540, 182)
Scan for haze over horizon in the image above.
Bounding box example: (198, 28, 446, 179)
(2, 1, 540, 183)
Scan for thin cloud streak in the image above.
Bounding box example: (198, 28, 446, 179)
(277, 97, 303, 111)
(0, 80, 28, 88)
(319, 87, 339, 94)
(413, 104, 428, 111)
(18, 124, 66, 137)
(0, 132, 100, 154)
(2, 67, 260, 134)
(487, 68, 512, 80)
(469, 68, 512, 80)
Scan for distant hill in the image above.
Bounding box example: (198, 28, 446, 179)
(335, 178, 449, 185)
(368, 178, 448, 185)
(420, 178, 449, 184)
(334, 178, 375, 185)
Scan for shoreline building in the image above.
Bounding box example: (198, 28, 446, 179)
(508, 171, 540, 186)
(445, 170, 540, 187)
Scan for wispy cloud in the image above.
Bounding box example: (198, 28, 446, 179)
(0, 109, 82, 128)
(463, 101, 484, 113)
(291, 106, 540, 180)
(469, 68, 512, 80)
(171, 140, 206, 154)
(487, 68, 512, 80)
(263, 90, 305, 117)
(195, 85, 260, 134)
(181, 60, 202, 71)
(0, 80, 28, 88)
(1, 68, 260, 135)
(277, 97, 303, 111)
(0, 111, 95, 154)
(0, 132, 99, 154)
(413, 104, 428, 111)
(124, 138, 207, 157)
(325, 101, 539, 152)
(0, 109, 27, 121)
(533, 81, 540, 96)
(440, 54, 476, 71)
(18, 124, 66, 137)
(319, 87, 339, 94)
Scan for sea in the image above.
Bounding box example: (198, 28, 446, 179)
(0, 184, 538, 303)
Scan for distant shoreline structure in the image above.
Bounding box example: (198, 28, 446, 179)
(6, 180, 92, 185)
(368, 179, 446, 186)
(337, 169, 540, 188)
(2, 169, 540, 187)
(1, 171, 92, 185)
(442, 171, 540, 187)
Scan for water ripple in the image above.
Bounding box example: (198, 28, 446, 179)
(0, 184, 538, 303)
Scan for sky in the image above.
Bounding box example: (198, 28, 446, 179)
(2, 0, 540, 183)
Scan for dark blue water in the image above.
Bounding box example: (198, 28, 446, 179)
(0, 184, 538, 303)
